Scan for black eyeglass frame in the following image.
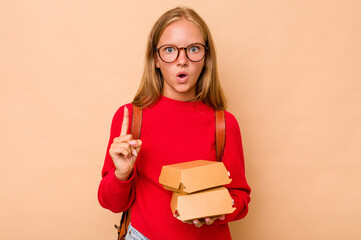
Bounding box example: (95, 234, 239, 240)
(154, 43, 208, 63)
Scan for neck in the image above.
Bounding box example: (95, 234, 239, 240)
(162, 89, 196, 102)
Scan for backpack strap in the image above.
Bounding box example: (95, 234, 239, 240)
(215, 110, 226, 162)
(131, 104, 142, 139)
(116, 104, 143, 240)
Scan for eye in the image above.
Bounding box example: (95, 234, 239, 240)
(189, 46, 200, 53)
(164, 46, 176, 53)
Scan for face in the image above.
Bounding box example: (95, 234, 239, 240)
(155, 19, 205, 101)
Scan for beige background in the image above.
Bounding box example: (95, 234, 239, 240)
(1, 0, 360, 239)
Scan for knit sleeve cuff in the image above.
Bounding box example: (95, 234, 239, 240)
(108, 169, 136, 195)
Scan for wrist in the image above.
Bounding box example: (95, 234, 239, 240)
(114, 169, 132, 181)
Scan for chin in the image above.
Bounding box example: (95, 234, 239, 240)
(175, 87, 192, 93)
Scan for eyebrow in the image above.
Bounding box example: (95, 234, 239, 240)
(157, 42, 205, 48)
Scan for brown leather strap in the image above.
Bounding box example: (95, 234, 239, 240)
(215, 110, 226, 161)
(117, 104, 142, 240)
(118, 209, 130, 240)
(131, 104, 142, 139)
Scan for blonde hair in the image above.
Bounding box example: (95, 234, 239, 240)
(132, 7, 227, 110)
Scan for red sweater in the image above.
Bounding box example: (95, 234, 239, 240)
(98, 95, 251, 240)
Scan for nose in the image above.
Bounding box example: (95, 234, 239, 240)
(176, 48, 188, 66)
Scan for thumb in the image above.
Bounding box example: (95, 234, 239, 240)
(130, 140, 142, 158)
(130, 139, 142, 149)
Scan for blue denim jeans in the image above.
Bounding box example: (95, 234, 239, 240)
(125, 223, 149, 240)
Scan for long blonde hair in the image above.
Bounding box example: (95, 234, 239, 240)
(132, 7, 227, 110)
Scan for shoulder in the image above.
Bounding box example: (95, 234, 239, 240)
(224, 110, 241, 133)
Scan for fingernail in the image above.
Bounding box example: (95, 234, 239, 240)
(130, 140, 137, 146)
(174, 210, 179, 217)
(132, 149, 138, 156)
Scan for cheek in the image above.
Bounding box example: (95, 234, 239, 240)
(158, 64, 173, 78)
(194, 62, 205, 75)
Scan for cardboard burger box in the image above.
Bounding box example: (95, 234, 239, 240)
(159, 160, 236, 221)
(159, 160, 232, 194)
(171, 186, 235, 221)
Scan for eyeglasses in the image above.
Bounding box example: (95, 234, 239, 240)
(155, 43, 207, 63)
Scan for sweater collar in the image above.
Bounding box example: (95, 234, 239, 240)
(154, 95, 211, 112)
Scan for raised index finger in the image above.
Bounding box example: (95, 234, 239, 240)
(120, 106, 129, 136)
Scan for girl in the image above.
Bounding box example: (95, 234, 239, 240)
(98, 7, 251, 240)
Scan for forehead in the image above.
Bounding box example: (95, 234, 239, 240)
(158, 19, 205, 46)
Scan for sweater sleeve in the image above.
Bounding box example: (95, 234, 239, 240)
(97, 104, 136, 213)
(215, 111, 251, 224)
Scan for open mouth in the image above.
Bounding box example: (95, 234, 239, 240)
(177, 72, 189, 81)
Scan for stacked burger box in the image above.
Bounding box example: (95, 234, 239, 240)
(159, 160, 235, 221)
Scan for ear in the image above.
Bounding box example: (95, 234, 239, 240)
(154, 53, 160, 68)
